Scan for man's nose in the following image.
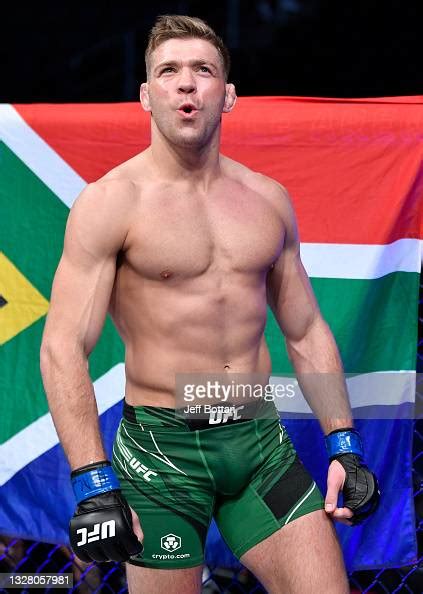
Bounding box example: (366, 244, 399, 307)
(177, 68, 196, 93)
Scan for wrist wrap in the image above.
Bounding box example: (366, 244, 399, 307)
(325, 428, 364, 461)
(71, 460, 120, 504)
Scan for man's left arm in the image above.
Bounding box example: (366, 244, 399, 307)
(266, 187, 352, 434)
(266, 184, 380, 525)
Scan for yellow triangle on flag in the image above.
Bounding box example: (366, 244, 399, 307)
(0, 252, 49, 345)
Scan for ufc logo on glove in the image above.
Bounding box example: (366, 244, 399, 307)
(76, 520, 116, 546)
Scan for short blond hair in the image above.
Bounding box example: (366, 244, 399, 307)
(145, 15, 231, 80)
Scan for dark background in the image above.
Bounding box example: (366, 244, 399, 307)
(1, 0, 421, 102)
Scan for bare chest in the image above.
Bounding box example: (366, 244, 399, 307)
(123, 186, 285, 280)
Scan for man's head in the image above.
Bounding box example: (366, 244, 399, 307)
(145, 15, 230, 81)
(141, 15, 236, 150)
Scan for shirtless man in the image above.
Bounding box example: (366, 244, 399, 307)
(40, 15, 379, 594)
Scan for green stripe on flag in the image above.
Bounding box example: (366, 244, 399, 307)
(266, 272, 419, 374)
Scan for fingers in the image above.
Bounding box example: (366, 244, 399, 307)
(130, 506, 144, 542)
(325, 461, 354, 525)
(324, 460, 345, 514)
(325, 503, 354, 525)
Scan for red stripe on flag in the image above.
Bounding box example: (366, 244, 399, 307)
(14, 97, 423, 242)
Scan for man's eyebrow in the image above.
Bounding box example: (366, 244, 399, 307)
(154, 60, 178, 73)
(154, 59, 219, 73)
(191, 59, 218, 69)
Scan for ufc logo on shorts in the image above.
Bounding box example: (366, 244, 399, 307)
(129, 457, 158, 481)
(209, 405, 244, 424)
(76, 520, 116, 546)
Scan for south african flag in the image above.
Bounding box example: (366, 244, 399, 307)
(0, 97, 422, 570)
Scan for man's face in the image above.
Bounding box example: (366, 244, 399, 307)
(141, 38, 233, 149)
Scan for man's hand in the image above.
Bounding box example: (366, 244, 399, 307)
(70, 491, 143, 562)
(325, 459, 354, 525)
(325, 454, 380, 526)
(324, 428, 380, 526)
(69, 461, 143, 563)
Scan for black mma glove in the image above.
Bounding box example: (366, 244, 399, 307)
(69, 460, 143, 562)
(325, 428, 380, 525)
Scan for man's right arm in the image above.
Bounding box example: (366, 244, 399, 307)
(40, 179, 132, 470)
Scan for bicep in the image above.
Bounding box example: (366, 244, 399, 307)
(45, 251, 116, 355)
(266, 185, 320, 342)
(43, 182, 129, 355)
(267, 248, 320, 342)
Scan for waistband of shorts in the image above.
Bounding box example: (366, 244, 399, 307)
(123, 401, 183, 425)
(123, 398, 279, 431)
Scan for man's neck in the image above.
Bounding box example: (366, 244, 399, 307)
(148, 126, 222, 192)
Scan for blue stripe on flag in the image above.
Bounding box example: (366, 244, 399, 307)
(0, 405, 417, 570)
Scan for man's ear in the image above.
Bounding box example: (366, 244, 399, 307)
(140, 83, 151, 112)
(223, 83, 237, 113)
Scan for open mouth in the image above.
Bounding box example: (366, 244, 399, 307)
(178, 104, 197, 115)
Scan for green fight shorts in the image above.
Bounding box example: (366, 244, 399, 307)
(112, 399, 324, 569)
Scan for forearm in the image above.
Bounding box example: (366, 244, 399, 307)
(286, 316, 353, 434)
(40, 344, 106, 469)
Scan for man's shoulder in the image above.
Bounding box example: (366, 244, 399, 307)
(222, 155, 290, 203)
(80, 152, 148, 207)
(90, 175, 137, 197)
(74, 177, 136, 214)
(94, 150, 149, 190)
(69, 173, 138, 237)
(66, 176, 135, 254)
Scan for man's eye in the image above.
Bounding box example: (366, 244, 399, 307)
(161, 67, 175, 74)
(199, 66, 211, 73)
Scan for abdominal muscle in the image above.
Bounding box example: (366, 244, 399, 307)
(109, 263, 272, 408)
